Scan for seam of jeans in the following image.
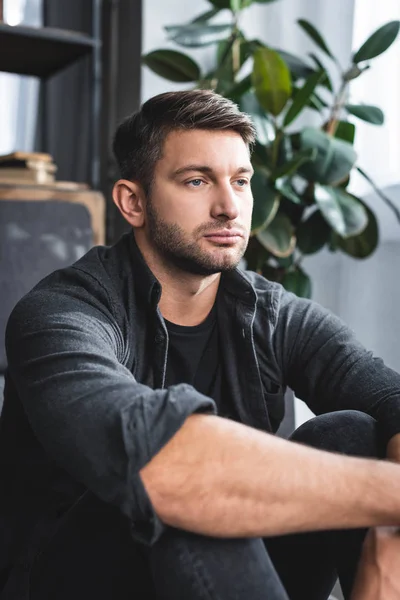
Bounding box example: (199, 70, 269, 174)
(175, 538, 221, 600)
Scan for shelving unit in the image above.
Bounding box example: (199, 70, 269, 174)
(0, 22, 97, 78)
(0, 0, 103, 188)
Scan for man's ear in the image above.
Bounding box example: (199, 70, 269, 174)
(112, 179, 146, 227)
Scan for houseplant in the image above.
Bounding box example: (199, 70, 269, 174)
(142, 0, 400, 297)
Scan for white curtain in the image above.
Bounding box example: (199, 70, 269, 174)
(350, 0, 400, 196)
(333, 0, 400, 374)
(0, 0, 43, 155)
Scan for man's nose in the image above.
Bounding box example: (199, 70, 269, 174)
(211, 184, 240, 220)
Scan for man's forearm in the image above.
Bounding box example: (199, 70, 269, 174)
(140, 414, 400, 538)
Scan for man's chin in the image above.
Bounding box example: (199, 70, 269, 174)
(168, 251, 242, 276)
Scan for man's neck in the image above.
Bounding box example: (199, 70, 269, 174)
(136, 236, 221, 326)
(158, 273, 220, 326)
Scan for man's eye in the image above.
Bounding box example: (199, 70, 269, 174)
(236, 179, 248, 187)
(187, 179, 204, 187)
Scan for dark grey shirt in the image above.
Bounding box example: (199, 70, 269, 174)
(2, 232, 400, 551)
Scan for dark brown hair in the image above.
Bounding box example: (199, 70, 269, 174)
(112, 89, 256, 195)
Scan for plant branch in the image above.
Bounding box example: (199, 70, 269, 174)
(231, 9, 242, 76)
(325, 78, 348, 136)
(271, 119, 282, 169)
(356, 166, 400, 225)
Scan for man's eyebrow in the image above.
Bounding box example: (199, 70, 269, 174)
(172, 164, 254, 177)
(236, 166, 254, 176)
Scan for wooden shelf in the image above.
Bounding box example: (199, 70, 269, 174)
(0, 22, 97, 78)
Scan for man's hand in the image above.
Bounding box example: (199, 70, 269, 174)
(351, 527, 400, 600)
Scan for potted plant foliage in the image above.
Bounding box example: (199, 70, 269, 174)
(143, 0, 400, 297)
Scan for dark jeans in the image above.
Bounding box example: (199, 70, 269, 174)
(27, 410, 385, 600)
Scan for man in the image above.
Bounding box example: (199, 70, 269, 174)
(1, 89, 400, 600)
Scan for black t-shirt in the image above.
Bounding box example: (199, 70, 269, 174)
(164, 302, 237, 419)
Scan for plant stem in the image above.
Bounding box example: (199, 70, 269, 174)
(231, 10, 241, 77)
(356, 166, 400, 225)
(325, 78, 348, 136)
(271, 118, 282, 168)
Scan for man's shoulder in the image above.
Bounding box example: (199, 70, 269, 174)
(236, 267, 325, 330)
(240, 269, 283, 296)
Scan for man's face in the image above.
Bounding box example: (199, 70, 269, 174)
(144, 129, 254, 276)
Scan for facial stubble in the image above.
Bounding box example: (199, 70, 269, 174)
(146, 199, 248, 276)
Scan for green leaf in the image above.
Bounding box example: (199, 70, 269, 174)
(275, 49, 314, 79)
(208, 0, 249, 8)
(208, 0, 229, 7)
(296, 209, 331, 254)
(334, 199, 379, 258)
(209, 0, 276, 8)
(249, 42, 315, 79)
(142, 49, 201, 82)
(256, 212, 296, 257)
(216, 35, 251, 87)
(308, 53, 333, 91)
(261, 264, 282, 282)
(244, 237, 270, 271)
(314, 185, 368, 237)
(165, 23, 233, 47)
(251, 172, 280, 232)
(251, 141, 270, 171)
(191, 8, 220, 23)
(272, 148, 317, 180)
(282, 267, 312, 298)
(334, 120, 356, 144)
(353, 21, 400, 63)
(297, 19, 335, 59)
(225, 74, 252, 100)
(190, 8, 219, 23)
(275, 178, 302, 204)
(308, 91, 328, 112)
(298, 127, 358, 185)
(345, 104, 384, 125)
(283, 69, 327, 126)
(356, 165, 400, 224)
(239, 92, 275, 145)
(230, 0, 254, 10)
(252, 47, 292, 116)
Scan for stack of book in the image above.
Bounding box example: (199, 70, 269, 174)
(0, 151, 57, 185)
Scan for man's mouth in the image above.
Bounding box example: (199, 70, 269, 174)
(203, 229, 244, 244)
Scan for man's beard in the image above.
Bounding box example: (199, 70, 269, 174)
(146, 201, 248, 276)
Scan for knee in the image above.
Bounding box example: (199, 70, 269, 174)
(289, 410, 384, 459)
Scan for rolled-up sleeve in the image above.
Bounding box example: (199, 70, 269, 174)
(5, 289, 216, 545)
(272, 289, 400, 445)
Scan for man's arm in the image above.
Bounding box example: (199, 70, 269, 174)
(140, 412, 400, 537)
(271, 290, 400, 447)
(6, 287, 216, 544)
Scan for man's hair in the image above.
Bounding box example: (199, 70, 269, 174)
(112, 89, 256, 195)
